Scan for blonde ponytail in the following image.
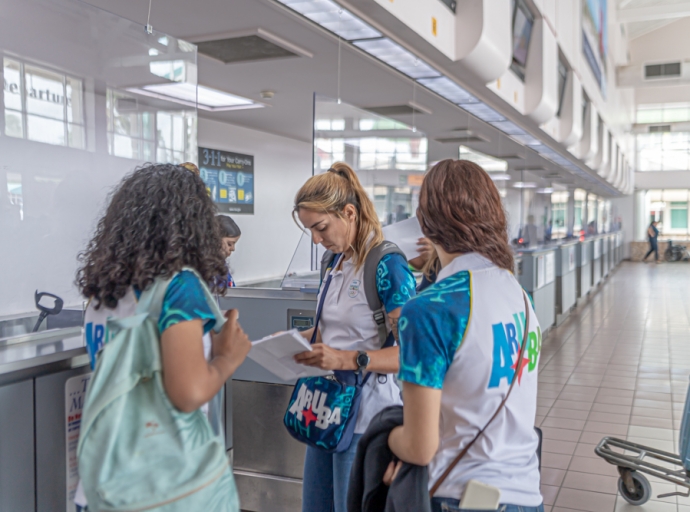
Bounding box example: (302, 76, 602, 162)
(294, 162, 383, 270)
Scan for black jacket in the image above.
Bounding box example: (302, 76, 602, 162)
(347, 406, 431, 512)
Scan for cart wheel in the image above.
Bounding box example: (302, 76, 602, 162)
(618, 471, 651, 506)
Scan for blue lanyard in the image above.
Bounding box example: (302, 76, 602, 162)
(310, 254, 341, 345)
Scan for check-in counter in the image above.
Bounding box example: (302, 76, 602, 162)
(591, 237, 602, 287)
(602, 235, 610, 278)
(0, 315, 88, 512)
(577, 239, 592, 303)
(218, 288, 317, 512)
(518, 247, 556, 332)
(555, 242, 578, 324)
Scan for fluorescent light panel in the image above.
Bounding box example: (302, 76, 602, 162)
(461, 103, 505, 122)
(277, 0, 381, 40)
(354, 38, 440, 79)
(127, 83, 264, 111)
(513, 182, 537, 188)
(417, 77, 477, 105)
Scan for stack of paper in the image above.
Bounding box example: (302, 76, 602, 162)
(248, 330, 332, 380)
(382, 217, 424, 260)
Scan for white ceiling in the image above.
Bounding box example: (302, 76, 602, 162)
(78, 0, 607, 192)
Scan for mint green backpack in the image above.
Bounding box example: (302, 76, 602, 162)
(77, 268, 239, 512)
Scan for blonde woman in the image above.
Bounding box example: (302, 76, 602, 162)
(292, 163, 417, 512)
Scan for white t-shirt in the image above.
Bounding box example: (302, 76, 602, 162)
(317, 253, 416, 434)
(398, 253, 543, 506)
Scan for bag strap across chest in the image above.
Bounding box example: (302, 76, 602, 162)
(320, 240, 406, 346)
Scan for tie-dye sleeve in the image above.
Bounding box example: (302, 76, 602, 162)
(375, 253, 417, 313)
(159, 271, 216, 335)
(398, 271, 471, 389)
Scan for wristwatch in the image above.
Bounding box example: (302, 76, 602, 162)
(356, 351, 370, 374)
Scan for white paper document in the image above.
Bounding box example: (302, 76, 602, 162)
(382, 217, 424, 260)
(248, 329, 332, 380)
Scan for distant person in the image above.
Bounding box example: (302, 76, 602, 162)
(216, 214, 241, 287)
(387, 204, 410, 225)
(545, 220, 553, 242)
(643, 220, 660, 264)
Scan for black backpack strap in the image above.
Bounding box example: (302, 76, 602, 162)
(363, 240, 407, 346)
(320, 249, 337, 283)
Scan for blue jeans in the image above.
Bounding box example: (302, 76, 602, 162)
(302, 434, 362, 512)
(431, 499, 544, 512)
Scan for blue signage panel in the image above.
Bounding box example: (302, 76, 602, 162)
(199, 146, 254, 214)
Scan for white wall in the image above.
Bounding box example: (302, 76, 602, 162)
(199, 118, 312, 285)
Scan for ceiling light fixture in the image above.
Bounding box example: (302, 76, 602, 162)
(127, 83, 264, 111)
(513, 182, 537, 188)
(489, 173, 511, 181)
(353, 38, 441, 79)
(537, 187, 554, 194)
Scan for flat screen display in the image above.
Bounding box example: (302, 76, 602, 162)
(512, 1, 534, 68)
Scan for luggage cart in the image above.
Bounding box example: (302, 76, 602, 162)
(596, 376, 690, 506)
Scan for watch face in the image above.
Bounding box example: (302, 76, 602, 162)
(357, 352, 370, 368)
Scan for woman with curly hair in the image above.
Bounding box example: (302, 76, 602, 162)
(75, 163, 250, 511)
(386, 159, 543, 512)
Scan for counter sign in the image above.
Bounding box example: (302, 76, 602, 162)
(199, 147, 254, 214)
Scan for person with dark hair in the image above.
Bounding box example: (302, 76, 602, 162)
(216, 214, 242, 287)
(384, 160, 543, 512)
(643, 220, 660, 263)
(76, 163, 250, 511)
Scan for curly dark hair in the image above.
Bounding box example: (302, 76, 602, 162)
(76, 163, 227, 309)
(417, 159, 514, 272)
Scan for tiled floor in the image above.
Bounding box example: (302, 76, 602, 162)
(538, 262, 690, 512)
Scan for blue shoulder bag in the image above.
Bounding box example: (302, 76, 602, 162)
(283, 252, 396, 453)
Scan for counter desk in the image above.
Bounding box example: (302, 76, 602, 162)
(0, 315, 88, 512)
(555, 241, 578, 325)
(517, 247, 556, 332)
(219, 287, 318, 512)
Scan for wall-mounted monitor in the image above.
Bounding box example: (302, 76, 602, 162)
(511, 0, 535, 81)
(556, 55, 568, 118)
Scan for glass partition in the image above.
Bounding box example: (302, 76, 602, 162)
(587, 193, 598, 234)
(574, 189, 586, 234)
(550, 191, 569, 240)
(314, 95, 427, 227)
(0, 0, 198, 318)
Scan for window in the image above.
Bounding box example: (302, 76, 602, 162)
(637, 131, 690, 171)
(637, 103, 690, 124)
(671, 202, 688, 229)
(550, 191, 569, 239)
(3, 58, 85, 149)
(556, 56, 568, 118)
(106, 89, 197, 164)
(510, 0, 534, 81)
(644, 190, 690, 238)
(574, 189, 586, 232)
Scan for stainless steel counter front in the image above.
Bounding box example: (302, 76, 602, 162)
(218, 287, 317, 512)
(0, 326, 89, 512)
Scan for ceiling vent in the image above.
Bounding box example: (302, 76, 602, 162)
(365, 102, 432, 116)
(644, 62, 681, 79)
(191, 29, 312, 64)
(435, 131, 489, 144)
(649, 124, 672, 133)
(115, 97, 139, 112)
